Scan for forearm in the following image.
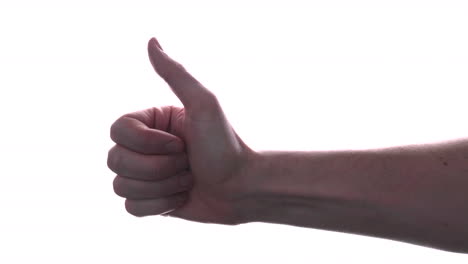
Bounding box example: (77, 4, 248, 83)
(239, 138, 468, 253)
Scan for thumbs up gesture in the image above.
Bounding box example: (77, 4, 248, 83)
(107, 37, 254, 225)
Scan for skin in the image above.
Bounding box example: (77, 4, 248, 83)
(107, 37, 255, 224)
(107, 37, 468, 253)
(241, 144, 468, 253)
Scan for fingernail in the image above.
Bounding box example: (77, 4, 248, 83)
(151, 37, 163, 50)
(166, 141, 183, 153)
(179, 173, 192, 187)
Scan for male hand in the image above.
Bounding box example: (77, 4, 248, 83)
(107, 37, 254, 225)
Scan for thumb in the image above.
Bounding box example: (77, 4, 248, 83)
(148, 37, 222, 121)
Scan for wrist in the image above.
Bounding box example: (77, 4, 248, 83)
(234, 150, 348, 225)
(233, 144, 468, 253)
(234, 149, 388, 229)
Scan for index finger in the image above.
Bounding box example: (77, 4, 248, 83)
(110, 107, 185, 154)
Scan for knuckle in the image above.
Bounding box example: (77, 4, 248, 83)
(208, 92, 221, 108)
(204, 88, 218, 101)
(110, 116, 124, 143)
(172, 61, 186, 73)
(186, 91, 222, 121)
(200, 89, 220, 108)
(107, 149, 113, 170)
(107, 146, 116, 171)
(125, 199, 144, 217)
(112, 176, 126, 197)
(107, 146, 122, 174)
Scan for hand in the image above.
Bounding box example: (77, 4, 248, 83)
(107, 37, 254, 225)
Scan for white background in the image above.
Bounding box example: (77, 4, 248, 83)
(1, 0, 468, 262)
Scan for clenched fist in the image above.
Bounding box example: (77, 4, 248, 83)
(107, 37, 254, 225)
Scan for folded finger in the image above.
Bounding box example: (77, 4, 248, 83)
(125, 191, 189, 217)
(107, 144, 189, 181)
(110, 107, 185, 155)
(113, 171, 193, 200)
